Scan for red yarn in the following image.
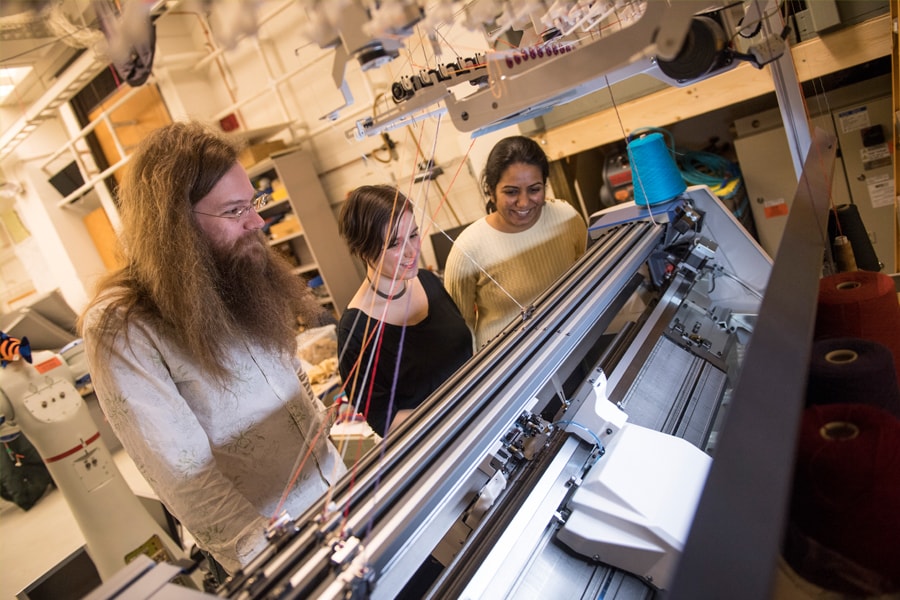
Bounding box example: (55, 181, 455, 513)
(790, 403, 900, 591)
(815, 271, 900, 386)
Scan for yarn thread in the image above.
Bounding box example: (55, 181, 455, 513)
(827, 204, 881, 272)
(806, 337, 900, 418)
(831, 235, 857, 273)
(815, 271, 900, 386)
(627, 132, 686, 207)
(788, 403, 900, 593)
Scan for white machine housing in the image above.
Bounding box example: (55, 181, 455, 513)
(0, 349, 186, 581)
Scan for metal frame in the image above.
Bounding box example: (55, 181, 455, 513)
(669, 128, 837, 599)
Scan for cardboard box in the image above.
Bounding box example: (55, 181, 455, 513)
(270, 178, 288, 202)
(330, 421, 380, 467)
(269, 214, 302, 240)
(238, 140, 287, 169)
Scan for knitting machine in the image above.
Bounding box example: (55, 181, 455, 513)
(207, 188, 769, 599)
(332, 0, 785, 138)
(87, 125, 836, 600)
(82, 1, 832, 598)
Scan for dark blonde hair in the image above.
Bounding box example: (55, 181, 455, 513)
(80, 122, 259, 380)
(338, 185, 412, 266)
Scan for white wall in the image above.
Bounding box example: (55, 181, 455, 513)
(2, 118, 106, 312)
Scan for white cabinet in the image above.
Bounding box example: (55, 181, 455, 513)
(733, 76, 895, 271)
(247, 148, 362, 317)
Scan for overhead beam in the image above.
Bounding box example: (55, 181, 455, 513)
(536, 13, 892, 161)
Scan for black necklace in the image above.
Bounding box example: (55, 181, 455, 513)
(367, 276, 408, 300)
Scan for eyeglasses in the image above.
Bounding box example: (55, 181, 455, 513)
(193, 192, 271, 220)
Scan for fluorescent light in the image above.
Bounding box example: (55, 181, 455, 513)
(0, 66, 33, 101)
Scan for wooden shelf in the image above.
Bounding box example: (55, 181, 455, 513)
(292, 264, 319, 275)
(268, 230, 304, 246)
(260, 199, 290, 214)
(245, 158, 275, 179)
(538, 14, 892, 160)
(272, 148, 364, 316)
(228, 124, 291, 145)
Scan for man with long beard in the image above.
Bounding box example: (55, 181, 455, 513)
(80, 122, 346, 577)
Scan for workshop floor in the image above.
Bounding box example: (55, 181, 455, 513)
(0, 449, 155, 599)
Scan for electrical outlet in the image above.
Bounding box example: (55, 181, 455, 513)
(749, 36, 786, 66)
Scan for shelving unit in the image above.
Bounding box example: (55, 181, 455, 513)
(245, 148, 363, 317)
(538, 13, 891, 161)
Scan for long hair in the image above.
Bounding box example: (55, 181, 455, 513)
(338, 185, 411, 266)
(481, 136, 550, 214)
(80, 121, 308, 380)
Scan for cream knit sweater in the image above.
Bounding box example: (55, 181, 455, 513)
(444, 199, 587, 349)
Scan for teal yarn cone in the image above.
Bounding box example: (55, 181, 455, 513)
(628, 132, 686, 206)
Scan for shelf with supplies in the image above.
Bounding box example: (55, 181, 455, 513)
(293, 263, 320, 275)
(251, 167, 303, 246)
(242, 147, 363, 318)
(244, 153, 332, 313)
(270, 229, 320, 280)
(261, 196, 290, 213)
(268, 228, 303, 246)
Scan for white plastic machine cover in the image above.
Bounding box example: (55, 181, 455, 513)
(557, 420, 711, 590)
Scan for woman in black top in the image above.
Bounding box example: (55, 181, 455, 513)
(337, 185, 473, 436)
